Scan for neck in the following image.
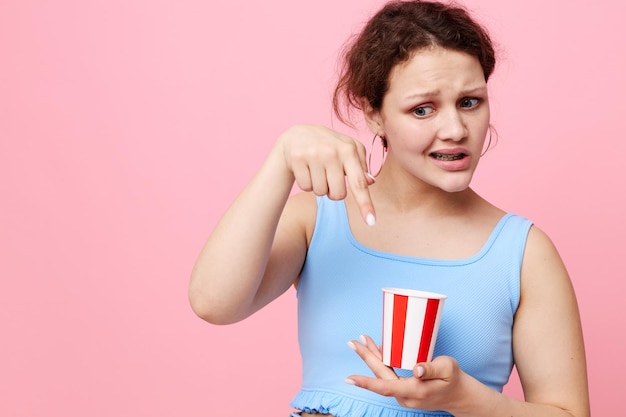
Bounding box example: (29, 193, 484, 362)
(371, 167, 479, 216)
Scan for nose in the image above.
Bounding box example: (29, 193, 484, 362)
(437, 109, 468, 142)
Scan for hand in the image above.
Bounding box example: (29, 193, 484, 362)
(278, 124, 376, 225)
(346, 335, 466, 411)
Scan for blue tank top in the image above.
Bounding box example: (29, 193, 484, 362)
(291, 197, 533, 417)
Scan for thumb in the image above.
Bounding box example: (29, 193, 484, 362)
(413, 356, 456, 381)
(414, 363, 428, 379)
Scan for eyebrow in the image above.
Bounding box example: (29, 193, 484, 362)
(404, 86, 488, 100)
(405, 90, 440, 100)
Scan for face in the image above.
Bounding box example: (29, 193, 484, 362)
(366, 47, 490, 193)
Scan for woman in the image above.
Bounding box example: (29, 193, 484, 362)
(189, 1, 590, 416)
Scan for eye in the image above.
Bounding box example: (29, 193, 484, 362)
(413, 105, 435, 117)
(459, 97, 481, 109)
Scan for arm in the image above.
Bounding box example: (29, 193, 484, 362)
(346, 226, 590, 417)
(504, 225, 590, 415)
(188, 125, 375, 325)
(188, 143, 303, 325)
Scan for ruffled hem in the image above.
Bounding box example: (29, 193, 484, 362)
(290, 389, 452, 417)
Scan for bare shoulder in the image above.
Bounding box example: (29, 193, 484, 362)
(519, 224, 576, 305)
(514, 225, 589, 415)
(281, 192, 318, 290)
(285, 191, 317, 213)
(282, 191, 318, 246)
(520, 225, 569, 286)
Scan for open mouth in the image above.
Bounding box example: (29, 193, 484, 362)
(430, 152, 466, 161)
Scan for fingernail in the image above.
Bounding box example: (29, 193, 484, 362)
(416, 366, 425, 378)
(366, 213, 376, 226)
(344, 378, 356, 385)
(367, 172, 376, 181)
(346, 341, 357, 351)
(359, 335, 367, 344)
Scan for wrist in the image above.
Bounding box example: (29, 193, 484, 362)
(446, 372, 503, 417)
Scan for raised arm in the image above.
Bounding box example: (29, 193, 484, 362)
(188, 125, 375, 325)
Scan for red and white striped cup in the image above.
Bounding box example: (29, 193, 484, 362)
(382, 288, 447, 370)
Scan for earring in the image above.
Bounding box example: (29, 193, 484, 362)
(481, 126, 494, 157)
(368, 134, 387, 178)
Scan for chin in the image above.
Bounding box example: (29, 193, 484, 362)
(436, 177, 474, 193)
(441, 184, 471, 193)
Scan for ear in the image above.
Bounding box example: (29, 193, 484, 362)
(361, 99, 384, 136)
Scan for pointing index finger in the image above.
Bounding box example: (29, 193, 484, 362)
(345, 160, 376, 226)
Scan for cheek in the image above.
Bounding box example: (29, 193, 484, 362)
(387, 124, 434, 151)
(410, 134, 435, 154)
(481, 123, 491, 144)
(470, 113, 490, 141)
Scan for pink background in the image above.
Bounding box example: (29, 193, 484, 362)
(1, 0, 623, 415)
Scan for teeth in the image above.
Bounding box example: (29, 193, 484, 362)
(432, 152, 464, 161)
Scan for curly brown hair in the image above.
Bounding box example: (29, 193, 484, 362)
(333, 0, 496, 125)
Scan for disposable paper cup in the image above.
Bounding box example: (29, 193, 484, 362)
(382, 288, 447, 370)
